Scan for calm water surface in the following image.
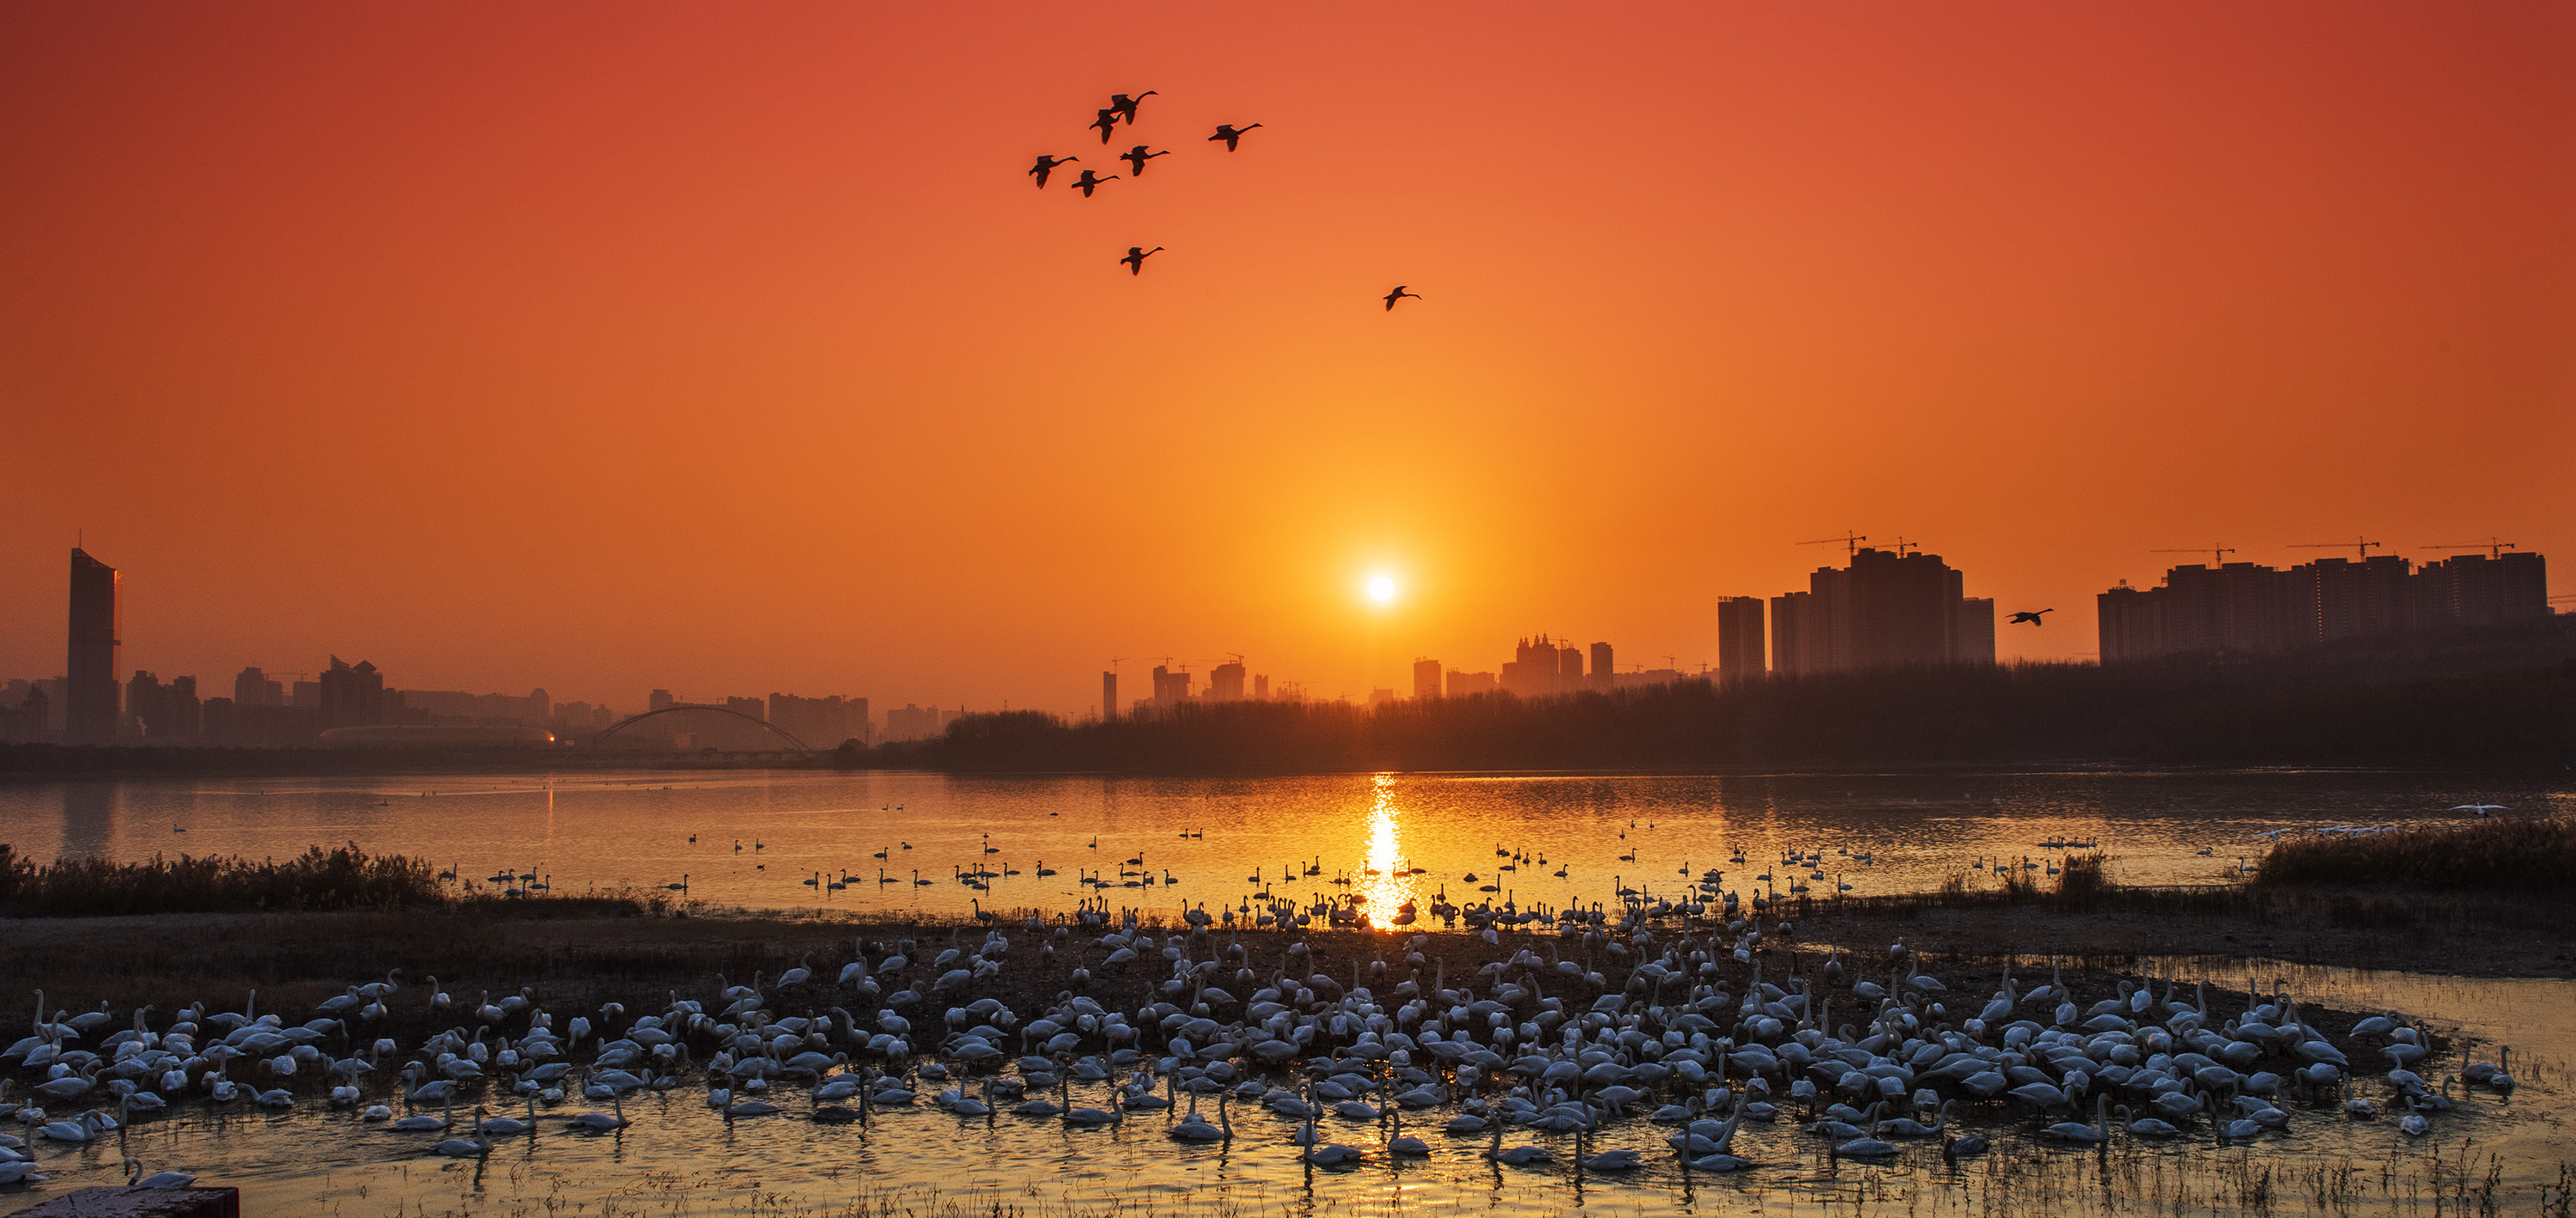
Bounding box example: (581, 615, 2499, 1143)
(3, 768, 2570, 919)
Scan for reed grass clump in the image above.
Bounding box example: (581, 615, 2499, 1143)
(0, 842, 446, 916)
(2256, 817, 2576, 893)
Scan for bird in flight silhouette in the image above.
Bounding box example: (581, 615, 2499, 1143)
(1028, 155, 1077, 189)
(1070, 169, 1119, 197)
(1110, 92, 1157, 125)
(1208, 123, 1263, 151)
(1120, 246, 1163, 276)
(1383, 286, 1421, 311)
(1090, 108, 1121, 144)
(1118, 144, 1170, 176)
(2008, 609, 2056, 626)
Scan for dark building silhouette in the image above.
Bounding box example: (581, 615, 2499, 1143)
(1589, 642, 1613, 691)
(768, 692, 867, 746)
(125, 671, 201, 743)
(2295, 556, 2413, 644)
(64, 547, 121, 745)
(1716, 596, 1766, 682)
(1502, 635, 1583, 697)
(1151, 664, 1191, 709)
(234, 666, 285, 707)
(2097, 551, 2551, 664)
(884, 703, 946, 742)
(1254, 673, 1270, 699)
(2413, 551, 2549, 629)
(1444, 669, 1497, 696)
(1207, 659, 1248, 701)
(1955, 597, 1997, 666)
(1769, 547, 1990, 673)
(2, 684, 51, 744)
(319, 656, 389, 729)
(649, 688, 676, 713)
(1101, 672, 1117, 722)
(1413, 658, 1443, 701)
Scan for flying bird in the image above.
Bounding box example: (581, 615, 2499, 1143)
(1109, 91, 1157, 125)
(1208, 123, 1263, 151)
(1118, 144, 1170, 176)
(1090, 108, 1121, 144)
(1120, 246, 1163, 275)
(1383, 285, 1421, 311)
(2008, 609, 2056, 626)
(1028, 155, 1078, 189)
(1070, 170, 1119, 197)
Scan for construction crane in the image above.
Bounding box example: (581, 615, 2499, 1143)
(2424, 539, 2516, 559)
(2289, 537, 2380, 560)
(1107, 657, 1128, 672)
(1801, 532, 1868, 558)
(2152, 544, 2236, 564)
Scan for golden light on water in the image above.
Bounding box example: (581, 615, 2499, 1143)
(1364, 773, 1416, 922)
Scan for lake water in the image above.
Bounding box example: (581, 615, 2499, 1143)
(5, 768, 2573, 1218)
(3, 767, 2569, 921)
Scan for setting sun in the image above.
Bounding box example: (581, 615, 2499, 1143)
(1366, 575, 1398, 604)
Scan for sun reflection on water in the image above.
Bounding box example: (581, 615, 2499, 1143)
(1364, 773, 1418, 925)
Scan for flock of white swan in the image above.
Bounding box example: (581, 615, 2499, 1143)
(0, 898, 2522, 1197)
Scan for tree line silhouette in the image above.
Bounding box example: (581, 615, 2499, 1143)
(901, 622, 2576, 774)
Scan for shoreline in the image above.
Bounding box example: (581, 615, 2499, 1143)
(3, 882, 2565, 1039)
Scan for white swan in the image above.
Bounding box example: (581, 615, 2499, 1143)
(125, 1158, 198, 1188)
(569, 1090, 628, 1130)
(428, 1108, 492, 1157)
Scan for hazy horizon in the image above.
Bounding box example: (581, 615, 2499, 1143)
(6, 2, 2568, 716)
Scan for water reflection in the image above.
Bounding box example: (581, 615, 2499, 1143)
(0, 767, 2567, 922)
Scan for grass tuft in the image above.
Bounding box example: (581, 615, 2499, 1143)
(2256, 817, 2576, 892)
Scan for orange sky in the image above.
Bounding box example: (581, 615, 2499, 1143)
(5, 2, 2571, 715)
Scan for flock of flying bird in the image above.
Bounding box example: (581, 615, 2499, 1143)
(0, 891, 2521, 1196)
(1025, 90, 1423, 311)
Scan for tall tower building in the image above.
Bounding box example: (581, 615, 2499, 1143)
(1589, 642, 1613, 691)
(1716, 596, 1766, 682)
(1413, 658, 1443, 701)
(65, 547, 121, 745)
(1101, 671, 1118, 722)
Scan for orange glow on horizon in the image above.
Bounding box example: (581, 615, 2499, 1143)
(2, 2, 2568, 713)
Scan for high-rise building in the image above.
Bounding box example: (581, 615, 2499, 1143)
(1101, 672, 1118, 722)
(234, 666, 285, 707)
(2415, 551, 2549, 628)
(649, 689, 676, 713)
(125, 671, 200, 742)
(1503, 635, 1583, 697)
(1369, 688, 1397, 706)
(2100, 549, 2552, 664)
(883, 703, 946, 742)
(1716, 596, 1766, 683)
(1589, 642, 1613, 691)
(1766, 547, 1989, 673)
(319, 656, 389, 729)
(725, 695, 766, 721)
(1151, 665, 1191, 709)
(1413, 658, 1443, 701)
(65, 547, 121, 745)
(1207, 660, 1248, 701)
(1254, 674, 1270, 699)
(1445, 670, 1498, 696)
(1954, 598, 1996, 665)
(768, 692, 868, 746)
(2294, 556, 2413, 644)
